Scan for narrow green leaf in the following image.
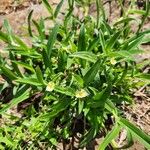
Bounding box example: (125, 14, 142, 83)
(3, 19, 14, 43)
(105, 31, 121, 52)
(84, 59, 101, 85)
(4, 20, 27, 49)
(15, 78, 42, 86)
(116, 62, 128, 84)
(73, 74, 84, 87)
(64, 7, 73, 28)
(12, 61, 35, 73)
(36, 66, 45, 85)
(109, 51, 135, 61)
(6, 46, 41, 58)
(126, 35, 144, 50)
(70, 51, 97, 63)
(80, 128, 96, 147)
(40, 99, 70, 120)
(68, 0, 74, 8)
(13, 35, 29, 50)
(135, 73, 150, 82)
(78, 24, 86, 51)
(137, 59, 150, 69)
(0, 30, 9, 43)
(87, 38, 99, 52)
(0, 82, 8, 93)
(33, 19, 45, 41)
(129, 9, 147, 15)
(0, 66, 17, 80)
(96, 0, 100, 27)
(42, 49, 52, 70)
(119, 118, 150, 149)
(55, 86, 75, 97)
(98, 124, 120, 150)
(80, 110, 99, 147)
(137, 0, 150, 33)
(42, 0, 53, 16)
(28, 10, 34, 37)
(114, 17, 135, 26)
(78, 100, 84, 114)
(0, 87, 30, 114)
(47, 24, 59, 58)
(102, 21, 113, 35)
(39, 18, 45, 40)
(99, 30, 106, 53)
(122, 30, 150, 50)
(105, 100, 118, 116)
(89, 85, 112, 109)
(54, 0, 64, 18)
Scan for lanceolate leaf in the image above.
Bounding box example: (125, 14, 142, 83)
(116, 62, 128, 84)
(54, 0, 64, 18)
(32, 19, 45, 41)
(42, 0, 53, 16)
(84, 59, 101, 85)
(135, 73, 150, 82)
(36, 66, 45, 85)
(16, 78, 42, 86)
(42, 49, 52, 70)
(105, 100, 118, 116)
(126, 35, 144, 50)
(114, 17, 135, 26)
(73, 74, 84, 87)
(137, 0, 150, 33)
(119, 118, 150, 149)
(122, 32, 148, 50)
(105, 31, 121, 52)
(12, 61, 35, 73)
(10, 53, 23, 77)
(47, 24, 59, 58)
(0, 30, 9, 43)
(80, 110, 99, 147)
(80, 128, 97, 148)
(78, 100, 84, 114)
(55, 86, 75, 97)
(5, 46, 41, 58)
(99, 30, 106, 53)
(0, 86, 30, 114)
(3, 20, 14, 43)
(78, 24, 86, 51)
(0, 66, 18, 80)
(28, 10, 34, 37)
(109, 51, 135, 61)
(69, 51, 97, 63)
(98, 124, 120, 150)
(90, 84, 112, 109)
(40, 99, 70, 120)
(87, 37, 99, 52)
(128, 9, 147, 15)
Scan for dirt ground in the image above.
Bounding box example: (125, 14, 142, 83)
(0, 0, 150, 150)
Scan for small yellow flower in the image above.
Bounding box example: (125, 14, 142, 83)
(46, 81, 55, 92)
(75, 89, 88, 98)
(110, 57, 117, 65)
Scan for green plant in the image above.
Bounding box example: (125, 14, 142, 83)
(0, 0, 150, 149)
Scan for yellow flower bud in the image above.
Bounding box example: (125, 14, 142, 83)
(46, 81, 55, 92)
(110, 57, 117, 65)
(75, 89, 88, 98)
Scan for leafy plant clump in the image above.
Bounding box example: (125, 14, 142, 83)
(0, 0, 150, 149)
